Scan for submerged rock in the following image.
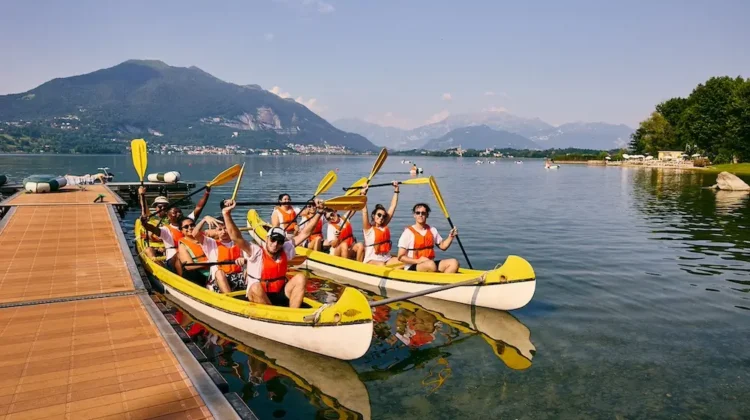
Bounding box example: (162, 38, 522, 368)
(709, 171, 750, 191)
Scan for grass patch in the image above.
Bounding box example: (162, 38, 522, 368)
(703, 163, 750, 175)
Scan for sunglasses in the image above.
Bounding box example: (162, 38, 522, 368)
(181, 224, 195, 230)
(156, 204, 167, 209)
(374, 212, 387, 219)
(269, 235, 286, 244)
(414, 211, 428, 216)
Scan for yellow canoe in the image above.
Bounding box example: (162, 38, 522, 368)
(135, 219, 373, 360)
(246, 210, 536, 311)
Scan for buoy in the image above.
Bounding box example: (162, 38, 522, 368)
(147, 171, 181, 183)
(23, 174, 67, 193)
(260, 171, 263, 177)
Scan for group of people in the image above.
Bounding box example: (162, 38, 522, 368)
(137, 179, 461, 310)
(270, 182, 460, 274)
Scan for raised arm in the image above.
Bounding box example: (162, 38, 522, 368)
(384, 181, 399, 226)
(191, 187, 211, 219)
(138, 187, 161, 236)
(291, 199, 325, 247)
(221, 200, 251, 253)
(361, 185, 372, 231)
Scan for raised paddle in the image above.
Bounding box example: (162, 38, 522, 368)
(429, 175, 473, 269)
(291, 171, 338, 226)
(130, 139, 147, 187)
(369, 273, 487, 307)
(148, 164, 242, 218)
(231, 162, 246, 201)
(233, 195, 367, 212)
(343, 177, 429, 190)
(344, 177, 368, 196)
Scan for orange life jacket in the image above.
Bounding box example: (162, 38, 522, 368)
(217, 242, 243, 274)
(407, 225, 435, 259)
(366, 226, 392, 254)
(310, 218, 323, 241)
(249, 248, 288, 294)
(179, 237, 207, 263)
(165, 225, 184, 248)
(276, 206, 297, 233)
(330, 220, 354, 247)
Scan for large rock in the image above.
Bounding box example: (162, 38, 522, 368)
(711, 171, 750, 191)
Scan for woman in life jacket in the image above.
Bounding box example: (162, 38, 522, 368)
(222, 199, 326, 308)
(360, 181, 401, 266)
(297, 202, 324, 252)
(323, 208, 365, 262)
(192, 214, 246, 293)
(176, 217, 214, 285)
(271, 193, 300, 238)
(396, 203, 460, 273)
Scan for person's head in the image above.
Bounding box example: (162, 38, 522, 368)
(301, 201, 315, 215)
(412, 203, 430, 223)
(215, 215, 231, 241)
(371, 204, 389, 227)
(167, 206, 183, 224)
(266, 227, 286, 254)
(179, 217, 196, 238)
(153, 196, 169, 216)
(323, 208, 339, 224)
(278, 194, 291, 208)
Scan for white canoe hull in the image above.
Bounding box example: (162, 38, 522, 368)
(163, 284, 373, 360)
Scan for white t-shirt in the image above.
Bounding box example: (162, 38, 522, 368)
(397, 225, 443, 270)
(244, 241, 296, 290)
(158, 227, 178, 260)
(363, 227, 392, 263)
(201, 237, 243, 278)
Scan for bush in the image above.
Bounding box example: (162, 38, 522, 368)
(693, 157, 710, 167)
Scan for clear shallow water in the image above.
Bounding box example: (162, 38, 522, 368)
(2, 154, 750, 419)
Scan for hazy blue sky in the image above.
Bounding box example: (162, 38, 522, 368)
(1, 0, 748, 128)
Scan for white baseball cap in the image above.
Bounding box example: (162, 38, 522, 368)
(268, 227, 286, 241)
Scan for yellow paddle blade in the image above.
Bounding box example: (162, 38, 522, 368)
(130, 139, 147, 182)
(207, 164, 242, 188)
(368, 148, 388, 181)
(401, 177, 430, 185)
(231, 163, 246, 201)
(428, 176, 450, 218)
(344, 177, 368, 196)
(323, 195, 367, 211)
(314, 170, 337, 197)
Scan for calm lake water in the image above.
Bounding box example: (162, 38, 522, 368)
(2, 154, 750, 419)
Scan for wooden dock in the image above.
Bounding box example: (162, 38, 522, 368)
(0, 186, 239, 419)
(1, 182, 196, 204)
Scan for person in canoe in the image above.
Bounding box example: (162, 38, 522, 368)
(296, 201, 324, 252)
(139, 186, 211, 256)
(323, 208, 365, 261)
(271, 193, 300, 239)
(396, 203, 459, 273)
(175, 217, 212, 285)
(221, 198, 326, 308)
(191, 211, 247, 294)
(360, 182, 401, 266)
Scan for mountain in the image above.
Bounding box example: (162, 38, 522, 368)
(0, 60, 377, 151)
(337, 112, 633, 151)
(332, 118, 408, 150)
(422, 125, 541, 151)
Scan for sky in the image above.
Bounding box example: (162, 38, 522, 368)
(1, 0, 748, 129)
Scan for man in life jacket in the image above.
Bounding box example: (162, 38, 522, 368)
(323, 209, 365, 261)
(271, 193, 300, 239)
(396, 203, 459, 273)
(192, 213, 246, 293)
(296, 202, 324, 252)
(360, 182, 401, 266)
(221, 198, 326, 308)
(138, 186, 211, 267)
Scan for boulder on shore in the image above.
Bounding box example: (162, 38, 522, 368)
(709, 171, 750, 191)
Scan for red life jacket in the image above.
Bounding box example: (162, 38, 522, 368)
(166, 225, 184, 248)
(407, 225, 435, 259)
(217, 242, 243, 274)
(249, 248, 288, 294)
(366, 226, 392, 254)
(310, 218, 323, 240)
(330, 220, 354, 247)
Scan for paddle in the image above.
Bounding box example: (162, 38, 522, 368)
(231, 163, 246, 201)
(428, 175, 473, 269)
(369, 273, 487, 307)
(233, 195, 367, 212)
(130, 139, 147, 187)
(291, 171, 338, 226)
(148, 164, 242, 218)
(338, 148, 388, 228)
(343, 177, 429, 190)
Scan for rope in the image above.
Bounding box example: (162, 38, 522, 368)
(307, 303, 332, 325)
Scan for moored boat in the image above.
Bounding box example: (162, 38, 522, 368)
(135, 219, 374, 360)
(246, 210, 536, 311)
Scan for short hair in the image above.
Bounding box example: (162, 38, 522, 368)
(412, 203, 431, 214)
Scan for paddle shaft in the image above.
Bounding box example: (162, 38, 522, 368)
(345, 181, 401, 190)
(183, 260, 236, 267)
(147, 185, 207, 218)
(369, 275, 486, 307)
(235, 201, 318, 206)
(447, 216, 473, 269)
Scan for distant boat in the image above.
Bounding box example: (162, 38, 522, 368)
(490, 161, 496, 165)
(475, 160, 483, 165)
(515, 161, 523, 164)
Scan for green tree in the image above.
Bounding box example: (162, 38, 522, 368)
(629, 111, 678, 155)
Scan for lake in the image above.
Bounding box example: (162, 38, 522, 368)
(2, 154, 749, 419)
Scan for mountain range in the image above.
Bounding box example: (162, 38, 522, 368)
(333, 112, 634, 151)
(0, 60, 377, 152)
(423, 125, 541, 150)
